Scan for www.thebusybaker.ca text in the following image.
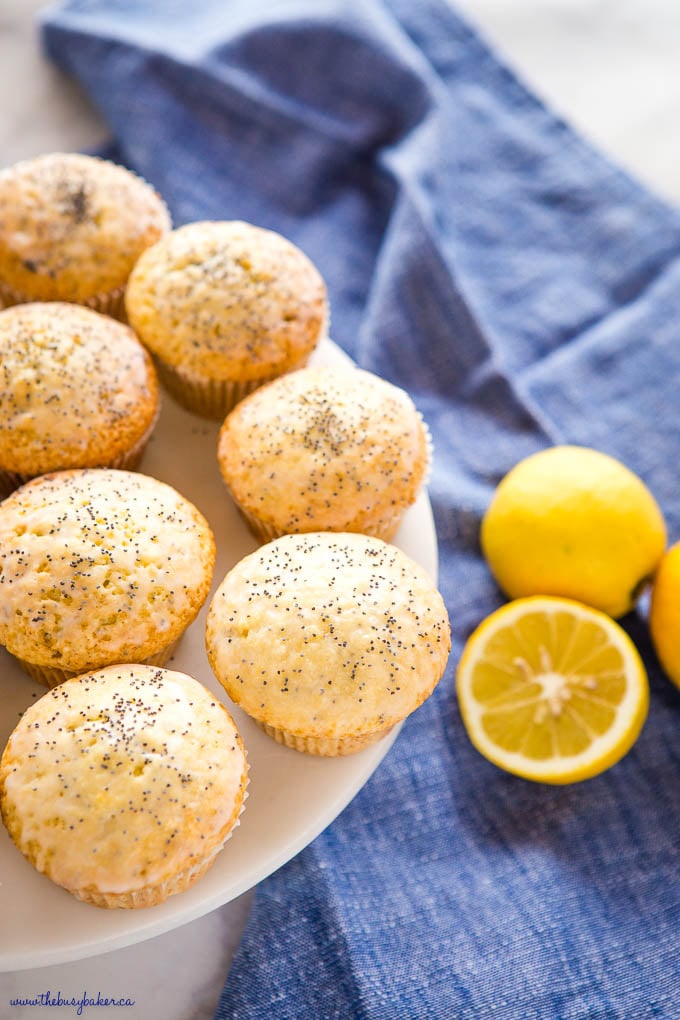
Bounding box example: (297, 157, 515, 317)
(9, 991, 135, 1015)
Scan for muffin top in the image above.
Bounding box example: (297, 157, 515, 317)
(217, 366, 430, 537)
(0, 469, 215, 672)
(0, 303, 159, 476)
(125, 220, 328, 381)
(0, 665, 248, 897)
(0, 153, 170, 303)
(205, 532, 451, 741)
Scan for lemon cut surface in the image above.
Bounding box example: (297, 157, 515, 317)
(456, 597, 648, 784)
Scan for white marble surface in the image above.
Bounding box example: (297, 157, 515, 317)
(0, 908, 251, 1020)
(1, 1, 680, 1018)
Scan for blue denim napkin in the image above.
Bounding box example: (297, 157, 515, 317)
(42, 2, 680, 1016)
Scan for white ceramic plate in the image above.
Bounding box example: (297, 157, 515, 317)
(0, 339, 438, 972)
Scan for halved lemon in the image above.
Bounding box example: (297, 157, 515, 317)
(456, 596, 648, 784)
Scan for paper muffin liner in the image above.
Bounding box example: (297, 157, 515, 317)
(258, 719, 394, 757)
(0, 468, 28, 500)
(363, 507, 411, 542)
(13, 635, 183, 689)
(232, 503, 289, 544)
(420, 411, 434, 487)
(105, 396, 161, 471)
(0, 278, 25, 311)
(71, 853, 219, 910)
(0, 404, 159, 501)
(65, 759, 249, 909)
(0, 277, 129, 322)
(233, 496, 407, 545)
(84, 283, 129, 322)
(154, 354, 313, 421)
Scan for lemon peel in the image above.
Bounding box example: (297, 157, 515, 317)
(481, 446, 666, 618)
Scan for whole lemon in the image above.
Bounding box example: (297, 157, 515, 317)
(481, 446, 666, 618)
(649, 543, 680, 688)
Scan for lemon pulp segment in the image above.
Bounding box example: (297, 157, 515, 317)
(456, 597, 648, 783)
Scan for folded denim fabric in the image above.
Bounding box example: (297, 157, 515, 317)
(42, 2, 680, 1017)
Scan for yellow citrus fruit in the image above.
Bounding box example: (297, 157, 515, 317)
(649, 542, 680, 689)
(481, 445, 666, 618)
(456, 596, 649, 784)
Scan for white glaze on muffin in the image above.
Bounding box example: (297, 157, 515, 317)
(205, 532, 450, 754)
(0, 469, 215, 674)
(125, 220, 328, 383)
(0, 302, 159, 477)
(0, 664, 248, 907)
(217, 366, 430, 539)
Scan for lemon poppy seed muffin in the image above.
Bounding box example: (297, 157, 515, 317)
(125, 220, 328, 418)
(205, 532, 451, 755)
(0, 303, 160, 496)
(0, 152, 171, 318)
(217, 365, 431, 542)
(0, 664, 248, 909)
(0, 469, 215, 686)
